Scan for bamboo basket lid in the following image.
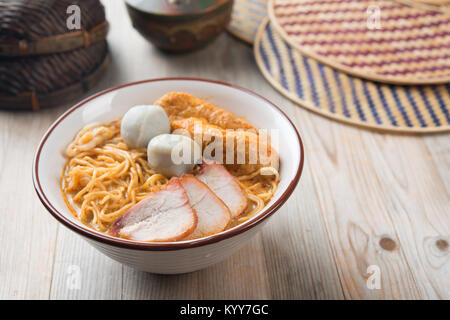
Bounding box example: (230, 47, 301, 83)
(0, 41, 109, 111)
(0, 0, 108, 56)
(0, 0, 110, 111)
(268, 0, 450, 85)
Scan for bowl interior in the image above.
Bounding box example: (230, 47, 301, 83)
(35, 79, 302, 246)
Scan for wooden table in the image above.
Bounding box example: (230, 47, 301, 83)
(1, 1, 448, 300)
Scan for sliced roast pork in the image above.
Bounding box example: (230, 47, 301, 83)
(195, 163, 248, 218)
(180, 175, 231, 239)
(110, 177, 197, 242)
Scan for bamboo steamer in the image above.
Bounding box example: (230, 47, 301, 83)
(0, 0, 109, 111)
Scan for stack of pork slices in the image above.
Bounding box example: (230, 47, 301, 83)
(111, 162, 249, 242)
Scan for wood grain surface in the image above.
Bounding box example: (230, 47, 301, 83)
(0, 1, 448, 300)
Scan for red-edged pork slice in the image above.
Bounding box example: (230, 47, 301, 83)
(195, 163, 248, 218)
(110, 177, 197, 242)
(180, 175, 231, 239)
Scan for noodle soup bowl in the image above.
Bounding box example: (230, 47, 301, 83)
(33, 78, 304, 274)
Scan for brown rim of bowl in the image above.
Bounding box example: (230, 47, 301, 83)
(32, 77, 305, 251)
(124, 0, 232, 18)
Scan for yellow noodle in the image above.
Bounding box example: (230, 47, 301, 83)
(234, 166, 279, 221)
(61, 121, 169, 232)
(61, 120, 279, 235)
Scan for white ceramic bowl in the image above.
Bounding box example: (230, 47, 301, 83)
(33, 78, 304, 274)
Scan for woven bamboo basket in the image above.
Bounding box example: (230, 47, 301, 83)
(0, 0, 109, 111)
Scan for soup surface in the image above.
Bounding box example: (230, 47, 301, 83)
(61, 92, 279, 241)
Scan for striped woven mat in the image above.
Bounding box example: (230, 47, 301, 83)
(227, 0, 267, 44)
(255, 19, 450, 133)
(268, 0, 450, 85)
(395, 0, 450, 12)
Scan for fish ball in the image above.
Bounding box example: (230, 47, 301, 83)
(121, 105, 170, 148)
(147, 134, 202, 177)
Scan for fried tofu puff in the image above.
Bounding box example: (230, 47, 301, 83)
(171, 117, 279, 175)
(155, 92, 279, 174)
(154, 92, 255, 130)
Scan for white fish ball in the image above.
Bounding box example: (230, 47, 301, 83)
(147, 134, 202, 177)
(121, 105, 170, 148)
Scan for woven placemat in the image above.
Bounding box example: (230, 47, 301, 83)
(395, 0, 450, 12)
(268, 0, 450, 85)
(255, 19, 450, 133)
(227, 0, 267, 44)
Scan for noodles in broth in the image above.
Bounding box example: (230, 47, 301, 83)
(62, 119, 279, 234)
